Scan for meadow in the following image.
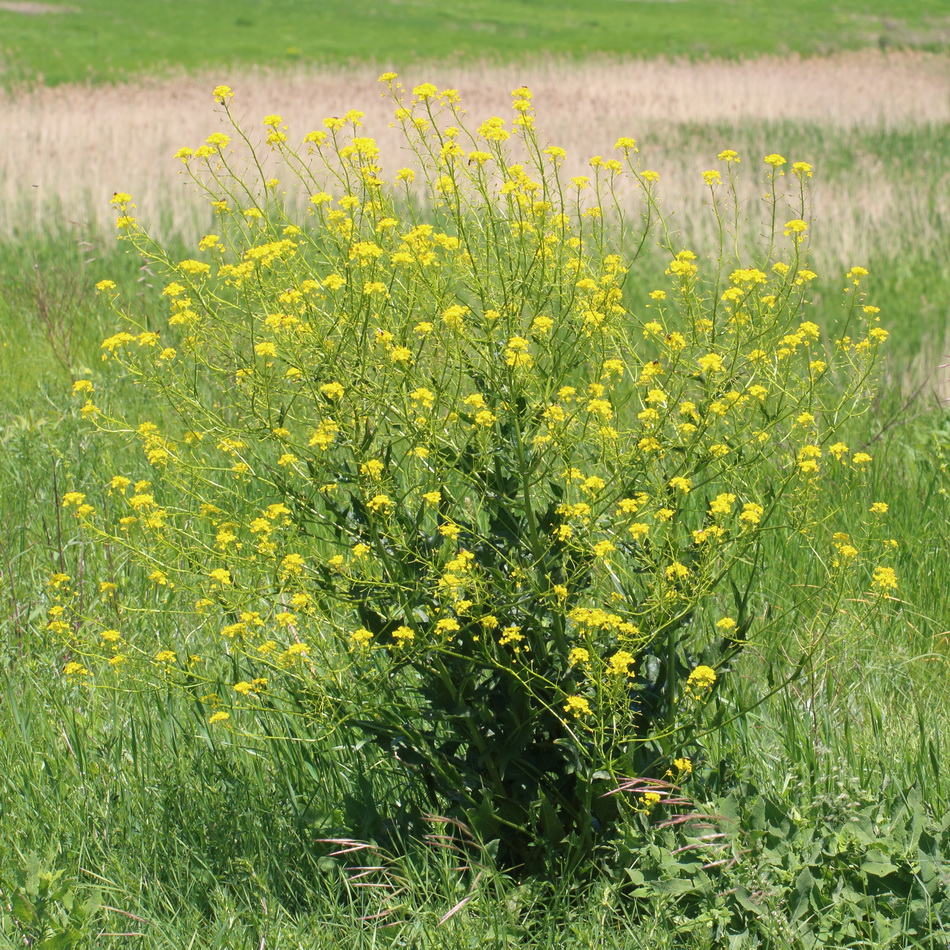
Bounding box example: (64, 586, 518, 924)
(1, 5, 950, 948)
(1, 0, 949, 86)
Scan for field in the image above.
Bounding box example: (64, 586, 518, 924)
(2, 0, 950, 86)
(2, 4, 950, 949)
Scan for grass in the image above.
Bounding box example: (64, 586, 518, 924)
(1, 19, 950, 948)
(1, 0, 949, 87)
(2, 219, 949, 948)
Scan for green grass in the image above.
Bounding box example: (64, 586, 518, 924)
(1, 0, 949, 86)
(2, 9, 950, 942)
(1, 218, 949, 945)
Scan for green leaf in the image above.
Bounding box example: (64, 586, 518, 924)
(861, 856, 899, 877)
(37, 934, 75, 950)
(10, 892, 37, 926)
(733, 886, 765, 917)
(652, 878, 698, 896)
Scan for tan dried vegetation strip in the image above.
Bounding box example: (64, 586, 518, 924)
(2, 50, 948, 264)
(0, 2, 77, 12)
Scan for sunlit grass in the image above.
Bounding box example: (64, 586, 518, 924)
(1, 0, 948, 87)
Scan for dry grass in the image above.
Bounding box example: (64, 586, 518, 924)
(0, 2, 78, 12)
(2, 50, 948, 263)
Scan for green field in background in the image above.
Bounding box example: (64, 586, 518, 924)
(2, 0, 949, 86)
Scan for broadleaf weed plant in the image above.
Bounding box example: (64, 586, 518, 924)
(58, 77, 899, 873)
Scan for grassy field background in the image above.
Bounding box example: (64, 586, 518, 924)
(1, 0, 949, 86)
(1, 3, 950, 947)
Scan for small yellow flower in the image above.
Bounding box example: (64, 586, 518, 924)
(640, 791, 662, 811)
(739, 502, 764, 525)
(697, 352, 725, 374)
(563, 695, 592, 718)
(607, 650, 635, 677)
(871, 566, 898, 591)
(320, 381, 345, 400)
(392, 625, 415, 645)
(687, 665, 716, 690)
(435, 618, 461, 636)
(568, 647, 590, 667)
(367, 494, 394, 513)
(784, 219, 808, 239)
(208, 568, 232, 586)
(504, 336, 533, 369)
(665, 562, 690, 581)
(280, 553, 306, 576)
(709, 493, 736, 517)
(499, 625, 524, 647)
(360, 459, 385, 479)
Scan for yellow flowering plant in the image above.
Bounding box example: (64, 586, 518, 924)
(65, 79, 893, 871)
